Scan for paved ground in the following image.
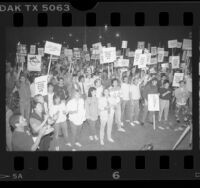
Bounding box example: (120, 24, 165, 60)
(49, 106, 192, 151)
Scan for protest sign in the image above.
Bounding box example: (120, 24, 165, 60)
(182, 39, 192, 50)
(101, 47, 116, 64)
(171, 56, 180, 69)
(73, 48, 81, 59)
(114, 58, 129, 67)
(64, 49, 73, 57)
(164, 51, 169, 57)
(182, 50, 187, 61)
(83, 44, 87, 52)
(27, 54, 41, 72)
(44, 41, 62, 56)
(133, 49, 142, 66)
(38, 48, 44, 56)
(157, 51, 164, 62)
(150, 57, 157, 65)
(16, 53, 26, 63)
(161, 63, 169, 68)
(168, 40, 177, 48)
(137, 41, 145, 49)
(172, 73, 184, 87)
(146, 53, 151, 64)
(148, 94, 160, 111)
(34, 75, 48, 96)
(177, 42, 182, 48)
(128, 51, 135, 57)
(93, 42, 102, 54)
(151, 47, 157, 56)
(122, 41, 128, 48)
(169, 56, 172, 63)
(138, 54, 147, 69)
(186, 50, 192, 57)
(30, 45, 36, 55)
(157, 48, 164, 53)
(17, 44, 27, 55)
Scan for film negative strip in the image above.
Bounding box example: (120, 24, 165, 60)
(0, 0, 200, 181)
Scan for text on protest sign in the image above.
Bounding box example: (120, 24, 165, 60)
(182, 39, 192, 50)
(148, 94, 160, 111)
(64, 49, 73, 57)
(138, 54, 147, 69)
(128, 51, 135, 57)
(27, 54, 41, 72)
(101, 47, 116, 64)
(38, 48, 44, 56)
(151, 47, 157, 56)
(73, 48, 81, 59)
(122, 41, 128, 48)
(171, 56, 180, 69)
(133, 49, 142, 66)
(114, 58, 129, 67)
(146, 53, 151, 65)
(157, 51, 164, 62)
(44, 41, 62, 56)
(34, 75, 48, 96)
(172, 73, 184, 87)
(168, 40, 177, 48)
(150, 57, 158, 65)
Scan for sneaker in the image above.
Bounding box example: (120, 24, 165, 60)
(55, 146, 59, 151)
(75, 142, 82, 147)
(130, 122, 135, 127)
(100, 140, 104, 145)
(108, 138, 114, 143)
(118, 127, 126, 132)
(94, 135, 99, 141)
(89, 136, 94, 141)
(66, 142, 72, 147)
(72, 148, 76, 151)
(133, 121, 140, 125)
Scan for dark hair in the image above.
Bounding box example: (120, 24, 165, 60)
(32, 100, 42, 111)
(78, 75, 84, 82)
(9, 114, 21, 130)
(111, 78, 119, 86)
(122, 75, 128, 82)
(88, 87, 96, 97)
(163, 80, 170, 85)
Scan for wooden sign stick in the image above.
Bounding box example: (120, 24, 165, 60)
(47, 54, 53, 75)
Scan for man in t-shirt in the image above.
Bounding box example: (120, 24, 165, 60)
(54, 77, 69, 101)
(10, 114, 48, 151)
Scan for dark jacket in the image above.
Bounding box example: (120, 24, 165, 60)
(142, 81, 158, 100)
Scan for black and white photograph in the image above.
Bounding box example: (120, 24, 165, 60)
(5, 27, 192, 151)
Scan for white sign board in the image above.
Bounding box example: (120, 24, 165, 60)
(38, 48, 44, 56)
(168, 40, 177, 48)
(182, 39, 192, 50)
(150, 57, 158, 65)
(30, 45, 36, 55)
(44, 41, 62, 56)
(172, 73, 184, 87)
(101, 47, 116, 64)
(34, 75, 48, 96)
(138, 54, 147, 69)
(146, 53, 151, 65)
(27, 54, 41, 72)
(122, 41, 128, 48)
(148, 94, 160, 111)
(171, 56, 180, 69)
(64, 49, 73, 57)
(151, 47, 157, 56)
(114, 58, 129, 67)
(133, 49, 142, 66)
(16, 53, 26, 63)
(157, 51, 164, 62)
(93, 42, 102, 54)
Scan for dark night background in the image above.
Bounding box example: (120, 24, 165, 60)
(6, 26, 191, 63)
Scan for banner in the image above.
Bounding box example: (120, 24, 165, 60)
(34, 75, 48, 96)
(151, 47, 157, 56)
(133, 49, 142, 65)
(122, 41, 128, 48)
(44, 41, 62, 56)
(30, 45, 36, 55)
(27, 54, 41, 72)
(171, 56, 180, 69)
(38, 48, 44, 56)
(101, 47, 116, 64)
(172, 73, 184, 87)
(114, 58, 129, 67)
(137, 41, 145, 49)
(182, 39, 192, 50)
(138, 54, 147, 69)
(157, 51, 164, 62)
(148, 94, 160, 111)
(168, 40, 177, 48)
(177, 42, 182, 48)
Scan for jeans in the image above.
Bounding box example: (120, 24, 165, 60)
(70, 121, 82, 146)
(114, 102, 122, 129)
(121, 100, 129, 122)
(159, 99, 170, 121)
(100, 109, 114, 141)
(54, 121, 69, 147)
(87, 119, 98, 136)
(129, 100, 140, 122)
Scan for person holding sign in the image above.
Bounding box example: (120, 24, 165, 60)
(174, 80, 189, 123)
(141, 78, 158, 126)
(158, 80, 172, 122)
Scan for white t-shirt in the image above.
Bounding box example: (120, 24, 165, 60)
(85, 77, 94, 94)
(109, 87, 121, 104)
(30, 83, 36, 98)
(49, 102, 67, 123)
(47, 93, 54, 110)
(120, 83, 130, 101)
(66, 98, 86, 126)
(96, 85, 103, 99)
(130, 84, 141, 100)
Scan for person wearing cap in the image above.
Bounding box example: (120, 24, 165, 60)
(141, 77, 158, 126)
(174, 80, 189, 123)
(10, 114, 48, 151)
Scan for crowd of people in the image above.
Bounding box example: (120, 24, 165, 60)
(6, 46, 192, 152)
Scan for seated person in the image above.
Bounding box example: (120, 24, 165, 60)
(10, 114, 48, 151)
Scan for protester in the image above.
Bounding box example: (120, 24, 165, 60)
(6, 105, 13, 151)
(78, 75, 87, 99)
(54, 77, 68, 101)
